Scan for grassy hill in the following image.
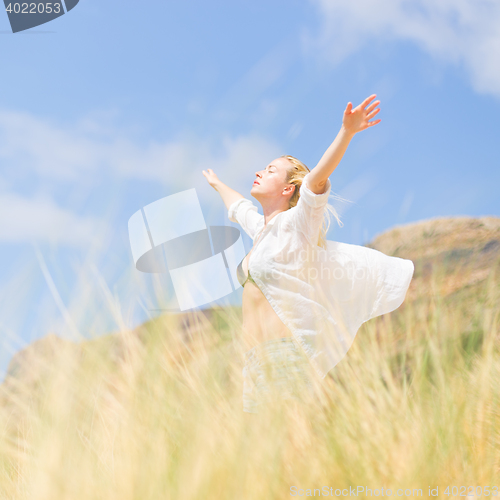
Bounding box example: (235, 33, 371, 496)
(0, 215, 498, 498)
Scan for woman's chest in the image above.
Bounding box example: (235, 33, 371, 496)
(244, 224, 306, 276)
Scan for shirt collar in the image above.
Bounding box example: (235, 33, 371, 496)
(255, 210, 283, 237)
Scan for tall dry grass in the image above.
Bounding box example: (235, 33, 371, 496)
(0, 258, 499, 500)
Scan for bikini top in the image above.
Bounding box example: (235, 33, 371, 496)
(236, 252, 256, 287)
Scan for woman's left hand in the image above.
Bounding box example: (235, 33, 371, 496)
(342, 94, 381, 136)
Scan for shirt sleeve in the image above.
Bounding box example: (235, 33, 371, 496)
(367, 251, 415, 320)
(288, 172, 332, 246)
(228, 197, 264, 240)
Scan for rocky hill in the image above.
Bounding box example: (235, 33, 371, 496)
(366, 215, 500, 301)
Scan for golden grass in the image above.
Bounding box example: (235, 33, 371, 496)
(0, 259, 499, 500)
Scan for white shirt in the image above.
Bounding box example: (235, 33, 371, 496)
(228, 171, 415, 380)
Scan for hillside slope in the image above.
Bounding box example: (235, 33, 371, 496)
(1, 215, 498, 416)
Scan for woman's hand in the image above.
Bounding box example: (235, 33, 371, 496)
(202, 168, 220, 189)
(342, 94, 381, 136)
(203, 169, 245, 210)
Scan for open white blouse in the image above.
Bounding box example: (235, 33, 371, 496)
(228, 171, 415, 380)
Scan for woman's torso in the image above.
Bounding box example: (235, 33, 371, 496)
(238, 229, 292, 351)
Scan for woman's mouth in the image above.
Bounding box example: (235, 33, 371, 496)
(253, 181, 259, 185)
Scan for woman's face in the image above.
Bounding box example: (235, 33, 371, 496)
(251, 157, 295, 201)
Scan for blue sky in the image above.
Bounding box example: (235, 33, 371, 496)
(0, 0, 499, 379)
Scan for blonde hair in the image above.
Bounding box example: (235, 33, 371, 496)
(281, 154, 352, 250)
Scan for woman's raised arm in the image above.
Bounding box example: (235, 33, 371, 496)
(203, 168, 264, 240)
(307, 94, 381, 194)
(202, 168, 244, 211)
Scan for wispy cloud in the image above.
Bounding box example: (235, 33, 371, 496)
(0, 109, 283, 245)
(211, 34, 298, 124)
(336, 170, 379, 212)
(0, 108, 282, 187)
(0, 191, 106, 246)
(398, 189, 414, 221)
(303, 0, 500, 97)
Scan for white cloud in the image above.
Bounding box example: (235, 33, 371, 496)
(0, 175, 11, 192)
(0, 109, 105, 182)
(303, 0, 500, 97)
(189, 132, 283, 192)
(0, 108, 284, 245)
(0, 191, 106, 246)
(0, 108, 283, 189)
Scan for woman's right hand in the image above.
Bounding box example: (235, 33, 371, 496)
(202, 168, 220, 189)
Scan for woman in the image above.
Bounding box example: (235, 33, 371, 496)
(202, 95, 414, 414)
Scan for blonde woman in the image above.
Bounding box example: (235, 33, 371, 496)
(202, 94, 414, 414)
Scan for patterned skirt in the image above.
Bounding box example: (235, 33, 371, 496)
(242, 336, 317, 414)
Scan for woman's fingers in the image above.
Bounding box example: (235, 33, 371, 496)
(366, 100, 380, 114)
(366, 108, 380, 120)
(361, 94, 377, 109)
(202, 168, 218, 186)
